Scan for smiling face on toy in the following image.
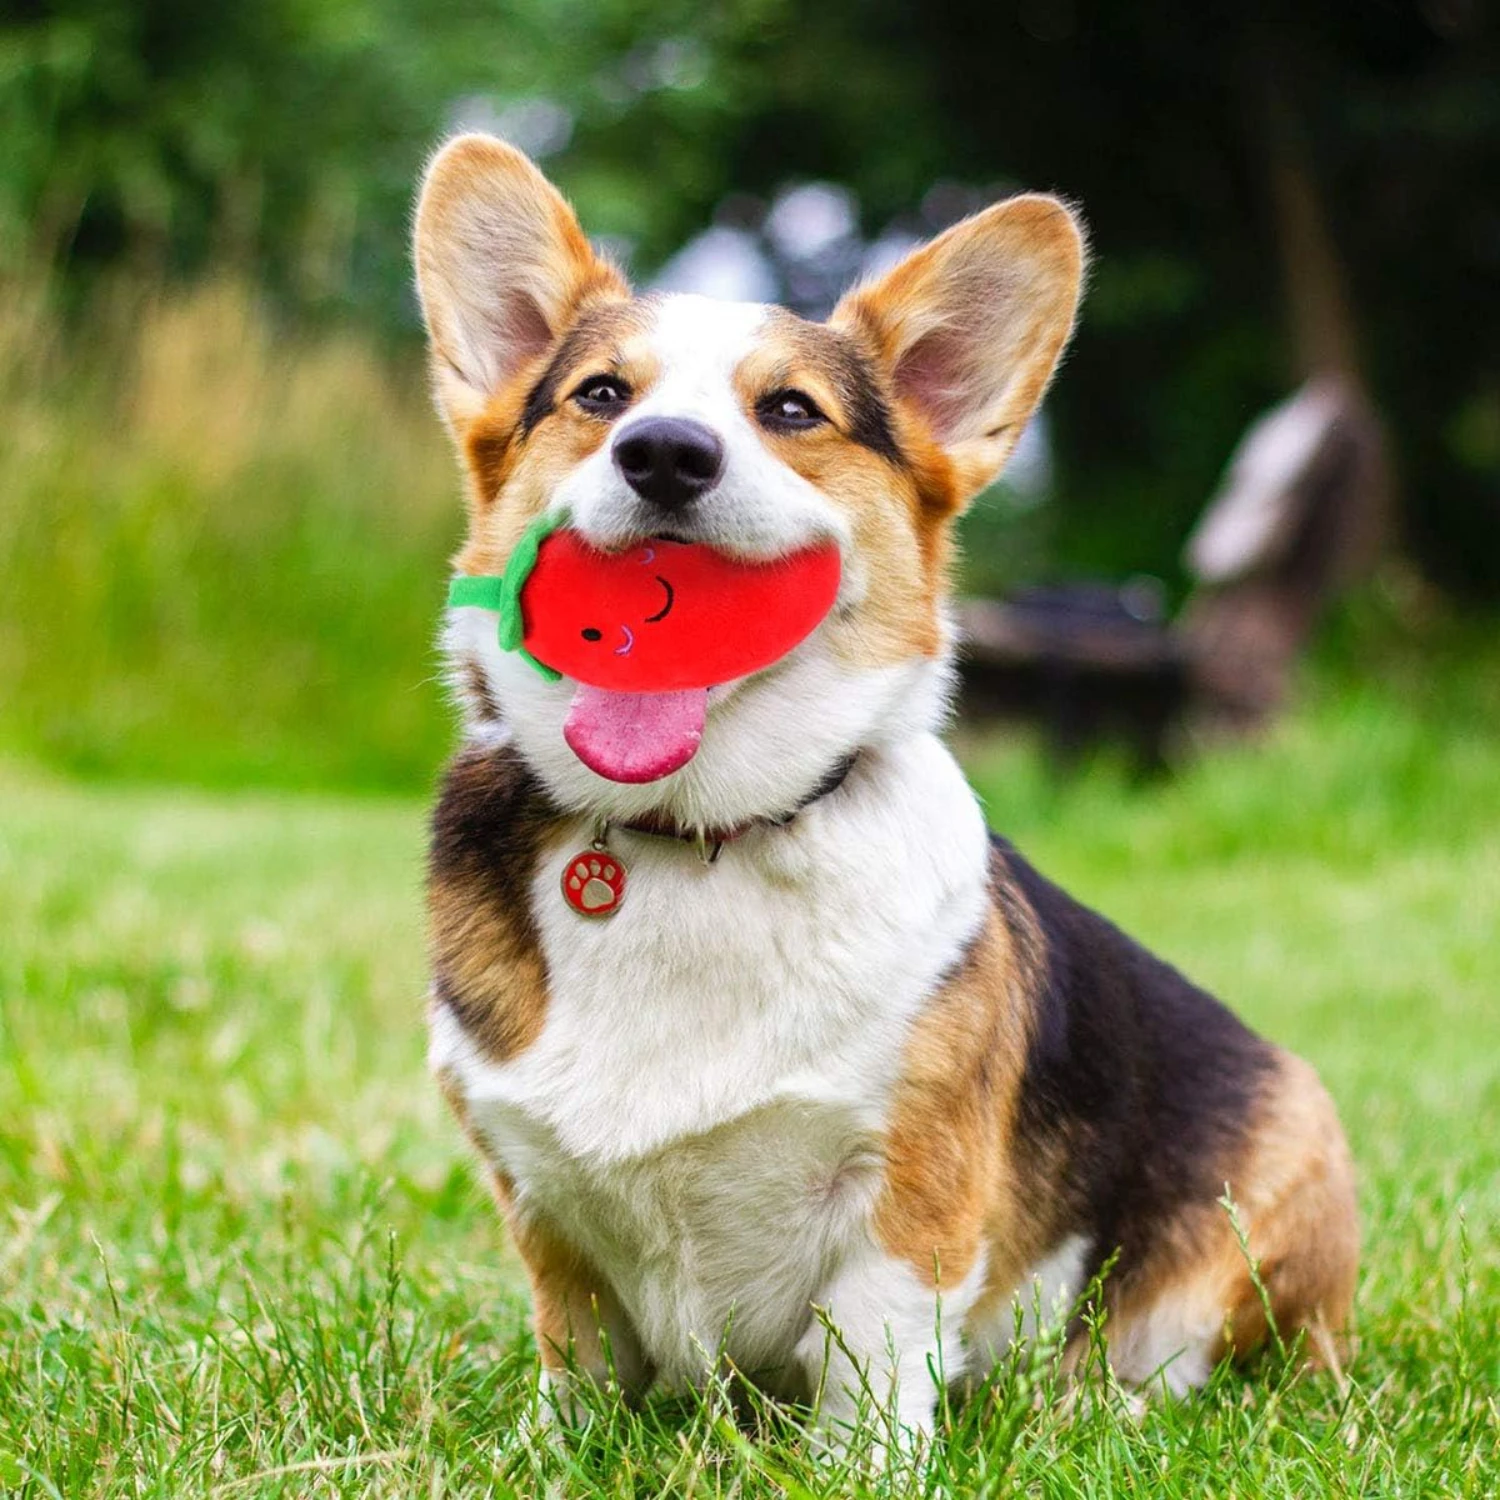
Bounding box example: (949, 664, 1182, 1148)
(514, 532, 843, 781)
(416, 137, 1084, 817)
(522, 534, 841, 695)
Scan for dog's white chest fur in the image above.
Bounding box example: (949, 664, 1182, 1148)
(429, 735, 991, 1382)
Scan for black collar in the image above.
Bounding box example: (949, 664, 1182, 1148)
(613, 752, 860, 861)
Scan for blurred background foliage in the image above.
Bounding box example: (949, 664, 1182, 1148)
(0, 0, 1496, 788)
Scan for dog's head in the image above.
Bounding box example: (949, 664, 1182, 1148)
(415, 135, 1084, 827)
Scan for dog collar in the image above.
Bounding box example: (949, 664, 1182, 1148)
(559, 753, 860, 917)
(616, 751, 860, 856)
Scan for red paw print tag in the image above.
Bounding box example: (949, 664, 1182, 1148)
(562, 846, 626, 917)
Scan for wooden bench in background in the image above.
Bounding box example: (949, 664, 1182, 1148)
(955, 375, 1389, 770)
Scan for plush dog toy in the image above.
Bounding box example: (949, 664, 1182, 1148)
(449, 513, 842, 783)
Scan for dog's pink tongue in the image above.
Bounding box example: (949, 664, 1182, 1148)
(563, 683, 707, 784)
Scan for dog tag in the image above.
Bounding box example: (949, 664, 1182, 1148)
(561, 836, 626, 917)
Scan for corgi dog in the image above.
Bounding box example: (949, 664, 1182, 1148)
(414, 135, 1358, 1443)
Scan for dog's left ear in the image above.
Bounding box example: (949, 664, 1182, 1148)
(413, 134, 627, 431)
(832, 195, 1086, 503)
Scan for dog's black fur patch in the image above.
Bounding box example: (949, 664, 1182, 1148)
(428, 744, 561, 1059)
(430, 743, 556, 892)
(992, 836, 1276, 1285)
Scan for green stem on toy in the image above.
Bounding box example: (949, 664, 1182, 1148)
(496, 507, 570, 652)
(445, 575, 505, 610)
(445, 507, 569, 682)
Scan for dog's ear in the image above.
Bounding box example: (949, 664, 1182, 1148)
(832, 195, 1086, 503)
(414, 134, 627, 429)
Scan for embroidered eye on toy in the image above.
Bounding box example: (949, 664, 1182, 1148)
(448, 514, 842, 784)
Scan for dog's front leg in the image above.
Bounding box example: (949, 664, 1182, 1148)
(522, 1245, 650, 1426)
(490, 1189, 650, 1429)
(793, 1237, 982, 1452)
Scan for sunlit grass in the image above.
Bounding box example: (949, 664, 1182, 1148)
(0, 275, 460, 790)
(2, 649, 1496, 1494)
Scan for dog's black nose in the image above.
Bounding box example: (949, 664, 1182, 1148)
(612, 417, 725, 513)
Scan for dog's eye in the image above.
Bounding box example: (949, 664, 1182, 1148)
(573, 375, 631, 414)
(757, 389, 827, 432)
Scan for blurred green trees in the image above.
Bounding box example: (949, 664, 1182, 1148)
(2, 0, 1496, 595)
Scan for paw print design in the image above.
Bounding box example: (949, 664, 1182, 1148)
(561, 852, 626, 916)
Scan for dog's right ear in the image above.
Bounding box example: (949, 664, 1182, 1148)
(831, 194, 1085, 506)
(414, 134, 626, 430)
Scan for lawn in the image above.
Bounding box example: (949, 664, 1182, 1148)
(2, 641, 1498, 1496)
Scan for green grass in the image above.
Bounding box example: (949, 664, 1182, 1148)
(0, 277, 461, 792)
(2, 639, 1498, 1497)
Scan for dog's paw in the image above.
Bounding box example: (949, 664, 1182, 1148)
(522, 1368, 592, 1451)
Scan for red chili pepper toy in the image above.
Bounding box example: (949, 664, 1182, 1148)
(447, 514, 841, 784)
